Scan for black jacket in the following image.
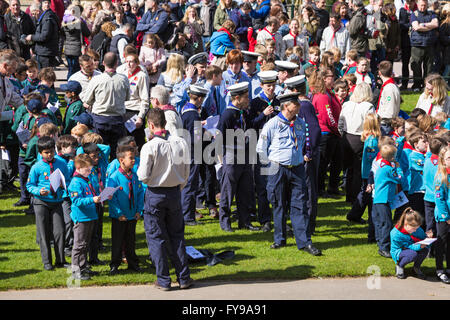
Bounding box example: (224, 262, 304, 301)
(31, 9, 60, 56)
(5, 11, 35, 59)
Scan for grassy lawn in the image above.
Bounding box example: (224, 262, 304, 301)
(0, 92, 434, 291)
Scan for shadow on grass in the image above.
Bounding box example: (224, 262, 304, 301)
(0, 269, 41, 280)
(0, 214, 35, 227)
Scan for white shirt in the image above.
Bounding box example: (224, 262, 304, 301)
(137, 134, 190, 189)
(281, 32, 309, 60)
(118, 67, 150, 119)
(319, 25, 351, 59)
(338, 101, 375, 136)
(415, 92, 450, 117)
(69, 70, 102, 101)
(163, 109, 183, 137)
(376, 82, 401, 120)
(256, 28, 283, 58)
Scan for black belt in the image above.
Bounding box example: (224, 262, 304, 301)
(275, 162, 300, 169)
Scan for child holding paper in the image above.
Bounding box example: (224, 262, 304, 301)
(372, 144, 404, 258)
(61, 80, 85, 135)
(24, 122, 58, 168)
(390, 207, 431, 279)
(68, 154, 100, 280)
(433, 145, 450, 284)
(107, 144, 144, 275)
(26, 136, 70, 270)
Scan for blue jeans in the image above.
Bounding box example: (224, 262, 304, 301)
(398, 248, 429, 268)
(66, 55, 81, 80)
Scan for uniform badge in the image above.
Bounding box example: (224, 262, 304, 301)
(442, 214, 446, 218)
(387, 96, 391, 102)
(45, 176, 49, 180)
(43, 172, 47, 176)
(296, 124, 302, 130)
(416, 160, 423, 166)
(71, 192, 78, 197)
(436, 192, 441, 199)
(120, 186, 123, 191)
(156, 16, 159, 21)
(432, 159, 438, 165)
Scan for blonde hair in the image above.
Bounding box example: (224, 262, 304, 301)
(435, 112, 448, 125)
(39, 123, 58, 137)
(436, 145, 450, 188)
(350, 82, 373, 103)
(81, 132, 103, 144)
(329, 47, 342, 63)
(163, 53, 185, 84)
(424, 74, 448, 106)
(100, 21, 117, 38)
(361, 113, 381, 142)
(182, 6, 201, 24)
(71, 124, 89, 136)
(380, 143, 397, 161)
(417, 114, 437, 133)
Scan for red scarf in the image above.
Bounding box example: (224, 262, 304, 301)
(289, 31, 298, 46)
(427, 93, 434, 115)
(159, 104, 177, 113)
(343, 62, 357, 76)
(330, 25, 341, 47)
(128, 66, 141, 80)
(446, 168, 450, 175)
(431, 154, 439, 166)
(404, 2, 417, 12)
(396, 225, 423, 243)
(263, 27, 276, 42)
(376, 78, 396, 113)
(380, 159, 394, 168)
(218, 27, 232, 40)
(119, 167, 134, 211)
(403, 141, 414, 151)
(74, 172, 97, 197)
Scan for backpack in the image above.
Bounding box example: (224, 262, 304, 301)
(90, 32, 111, 65)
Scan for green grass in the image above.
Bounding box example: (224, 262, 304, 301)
(0, 93, 434, 291)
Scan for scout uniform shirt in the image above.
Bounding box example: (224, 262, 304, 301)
(68, 174, 98, 224)
(373, 159, 404, 207)
(219, 69, 252, 114)
(434, 173, 450, 222)
(376, 78, 401, 120)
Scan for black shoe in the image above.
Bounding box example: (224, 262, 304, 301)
(270, 242, 286, 249)
(98, 244, 107, 251)
(302, 244, 322, 256)
(327, 188, 342, 196)
(4, 183, 18, 191)
(239, 224, 260, 231)
(55, 262, 71, 268)
(83, 268, 99, 276)
(14, 199, 29, 207)
(110, 266, 119, 276)
(185, 220, 199, 226)
(128, 265, 142, 272)
(43, 263, 54, 271)
(378, 249, 391, 258)
(414, 267, 426, 280)
(154, 281, 171, 291)
(89, 259, 105, 266)
(346, 215, 366, 224)
(368, 238, 377, 244)
(23, 208, 34, 215)
(179, 278, 194, 289)
(262, 222, 272, 232)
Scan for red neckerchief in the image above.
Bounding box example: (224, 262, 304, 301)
(159, 104, 177, 112)
(404, 2, 417, 12)
(380, 159, 393, 168)
(403, 141, 414, 150)
(218, 27, 232, 40)
(94, 166, 104, 192)
(446, 168, 450, 175)
(349, 85, 356, 93)
(396, 225, 423, 243)
(431, 154, 439, 166)
(74, 172, 97, 197)
(263, 27, 275, 42)
(119, 167, 134, 211)
(376, 152, 382, 161)
(356, 69, 368, 82)
(330, 25, 341, 46)
(428, 93, 434, 115)
(343, 62, 357, 76)
(128, 66, 141, 80)
(308, 60, 317, 66)
(376, 78, 396, 112)
(289, 31, 298, 46)
(153, 129, 169, 140)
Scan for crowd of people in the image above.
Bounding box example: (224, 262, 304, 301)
(0, 0, 450, 289)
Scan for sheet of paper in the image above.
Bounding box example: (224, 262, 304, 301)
(125, 114, 139, 133)
(16, 121, 31, 144)
(144, 127, 151, 140)
(185, 246, 205, 259)
(49, 168, 66, 191)
(391, 191, 409, 210)
(215, 162, 223, 181)
(99, 186, 120, 202)
(203, 115, 220, 135)
(417, 238, 437, 246)
(0, 149, 10, 161)
(0, 110, 13, 121)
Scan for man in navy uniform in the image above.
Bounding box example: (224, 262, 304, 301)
(217, 82, 260, 232)
(285, 75, 321, 236)
(136, 0, 170, 42)
(241, 51, 262, 99)
(181, 84, 209, 226)
(248, 70, 281, 232)
(256, 92, 322, 256)
(274, 60, 299, 95)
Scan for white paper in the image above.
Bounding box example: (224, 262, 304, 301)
(203, 115, 220, 135)
(125, 115, 139, 133)
(215, 162, 223, 181)
(49, 168, 66, 191)
(391, 191, 409, 210)
(0, 110, 13, 121)
(144, 127, 151, 140)
(99, 186, 120, 202)
(16, 121, 31, 144)
(0, 149, 10, 161)
(417, 238, 437, 246)
(185, 246, 205, 259)
(47, 101, 60, 114)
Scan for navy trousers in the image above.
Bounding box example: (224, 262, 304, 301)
(435, 221, 450, 271)
(91, 114, 126, 161)
(398, 248, 429, 268)
(218, 163, 253, 230)
(18, 156, 30, 202)
(304, 155, 319, 237)
(181, 160, 200, 222)
(372, 203, 393, 252)
(408, 193, 425, 229)
(424, 200, 437, 236)
(266, 164, 311, 249)
(254, 161, 272, 225)
(347, 178, 375, 240)
(143, 186, 191, 288)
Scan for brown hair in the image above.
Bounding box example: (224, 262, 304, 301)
(226, 49, 243, 65)
(81, 132, 103, 144)
(391, 117, 405, 130)
(417, 114, 437, 133)
(71, 124, 89, 136)
(205, 65, 223, 80)
(25, 58, 38, 70)
(346, 49, 358, 62)
(378, 60, 393, 78)
(38, 123, 58, 137)
(395, 207, 423, 229)
(74, 153, 94, 169)
(378, 135, 395, 150)
(38, 67, 56, 82)
(380, 143, 397, 161)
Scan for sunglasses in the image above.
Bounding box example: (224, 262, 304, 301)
(122, 3, 130, 6)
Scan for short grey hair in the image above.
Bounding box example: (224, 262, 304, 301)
(151, 85, 170, 105)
